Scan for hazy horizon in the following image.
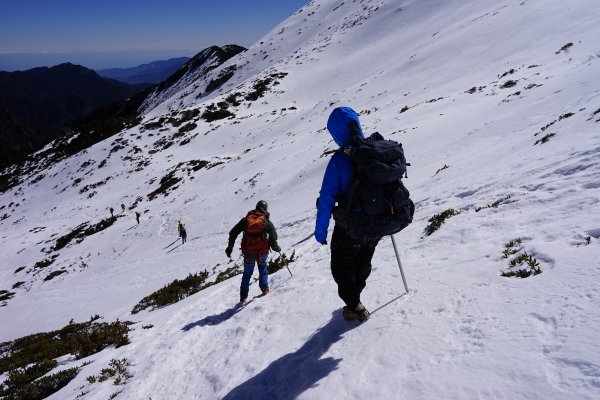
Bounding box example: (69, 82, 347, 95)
(1, 49, 199, 72)
(0, 0, 308, 72)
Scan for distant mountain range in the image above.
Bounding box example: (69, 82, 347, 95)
(0, 63, 146, 169)
(96, 57, 190, 85)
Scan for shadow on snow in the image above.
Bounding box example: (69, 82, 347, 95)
(181, 301, 251, 331)
(222, 310, 359, 400)
(167, 243, 183, 253)
(162, 238, 180, 249)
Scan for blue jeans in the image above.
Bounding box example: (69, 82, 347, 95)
(241, 253, 268, 298)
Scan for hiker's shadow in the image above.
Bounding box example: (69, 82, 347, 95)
(162, 239, 179, 250)
(167, 243, 183, 253)
(182, 302, 250, 331)
(222, 310, 358, 400)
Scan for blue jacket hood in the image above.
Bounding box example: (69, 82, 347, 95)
(326, 107, 364, 147)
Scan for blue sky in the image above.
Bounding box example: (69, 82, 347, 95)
(0, 0, 309, 71)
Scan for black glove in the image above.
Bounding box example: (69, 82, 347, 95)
(320, 240, 327, 245)
(225, 247, 232, 258)
(272, 244, 282, 253)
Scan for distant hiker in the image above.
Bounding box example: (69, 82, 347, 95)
(121, 203, 126, 213)
(315, 107, 414, 322)
(109, 207, 114, 217)
(135, 212, 141, 224)
(226, 200, 281, 303)
(178, 220, 187, 244)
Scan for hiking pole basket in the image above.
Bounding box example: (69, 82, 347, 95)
(390, 235, 409, 293)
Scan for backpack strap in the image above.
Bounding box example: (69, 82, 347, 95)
(344, 147, 364, 214)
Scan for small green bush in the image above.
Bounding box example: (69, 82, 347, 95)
(0, 320, 130, 374)
(128, 196, 143, 210)
(177, 122, 197, 136)
(90, 358, 132, 386)
(475, 195, 511, 212)
(54, 217, 118, 251)
(142, 119, 165, 130)
(424, 209, 460, 236)
(206, 67, 236, 93)
(434, 164, 449, 176)
(108, 390, 123, 399)
(147, 171, 182, 201)
(33, 254, 59, 269)
(268, 251, 296, 275)
(534, 133, 556, 145)
(132, 252, 296, 314)
(0, 290, 15, 303)
(245, 80, 270, 101)
(44, 270, 67, 281)
(501, 238, 522, 258)
(500, 240, 542, 278)
(555, 42, 573, 54)
(499, 68, 516, 78)
(12, 281, 25, 289)
(558, 112, 574, 120)
(179, 109, 200, 123)
(201, 109, 235, 122)
(213, 264, 242, 284)
(0, 367, 78, 400)
(226, 92, 242, 107)
(500, 80, 518, 89)
(131, 271, 210, 314)
(0, 360, 57, 397)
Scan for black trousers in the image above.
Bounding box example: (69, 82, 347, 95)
(330, 225, 379, 309)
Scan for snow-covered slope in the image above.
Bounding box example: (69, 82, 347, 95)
(1, 0, 600, 398)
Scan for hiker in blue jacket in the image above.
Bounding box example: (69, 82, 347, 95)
(315, 107, 380, 322)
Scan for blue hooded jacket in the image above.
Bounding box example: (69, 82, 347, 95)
(314, 107, 364, 243)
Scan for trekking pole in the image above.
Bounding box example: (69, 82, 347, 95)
(390, 235, 409, 293)
(277, 252, 293, 277)
(291, 233, 313, 248)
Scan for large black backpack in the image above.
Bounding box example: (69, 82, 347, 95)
(334, 132, 415, 241)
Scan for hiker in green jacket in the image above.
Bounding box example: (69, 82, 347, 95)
(226, 200, 281, 302)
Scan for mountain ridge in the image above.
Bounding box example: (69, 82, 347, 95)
(97, 57, 191, 85)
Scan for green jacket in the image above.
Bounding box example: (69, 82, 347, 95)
(228, 211, 281, 253)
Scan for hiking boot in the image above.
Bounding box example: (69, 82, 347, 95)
(261, 287, 269, 295)
(342, 303, 370, 322)
(240, 296, 247, 303)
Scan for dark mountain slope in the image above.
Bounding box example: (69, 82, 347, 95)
(0, 63, 145, 169)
